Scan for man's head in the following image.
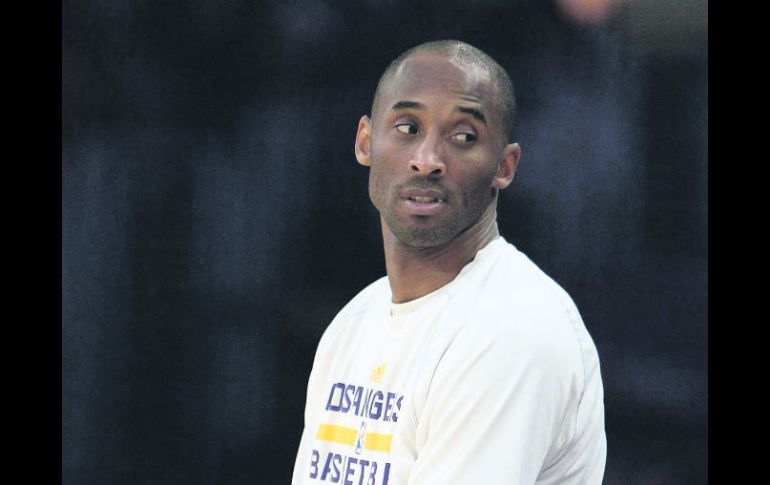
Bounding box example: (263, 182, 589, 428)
(355, 40, 522, 248)
(373, 40, 517, 144)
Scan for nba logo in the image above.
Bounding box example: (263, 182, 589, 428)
(355, 421, 366, 455)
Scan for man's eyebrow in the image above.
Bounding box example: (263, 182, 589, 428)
(391, 100, 425, 111)
(389, 101, 487, 125)
(457, 106, 487, 124)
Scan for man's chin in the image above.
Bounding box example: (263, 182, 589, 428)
(389, 224, 457, 249)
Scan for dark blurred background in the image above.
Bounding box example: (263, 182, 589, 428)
(62, 0, 707, 483)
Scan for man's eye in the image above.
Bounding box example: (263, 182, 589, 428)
(452, 132, 477, 144)
(395, 124, 418, 135)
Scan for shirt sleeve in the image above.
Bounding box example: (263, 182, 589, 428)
(406, 316, 601, 485)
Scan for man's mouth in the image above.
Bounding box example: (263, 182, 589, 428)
(400, 186, 447, 203)
(407, 196, 444, 204)
(401, 189, 447, 216)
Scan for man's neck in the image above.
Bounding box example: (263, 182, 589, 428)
(382, 205, 500, 304)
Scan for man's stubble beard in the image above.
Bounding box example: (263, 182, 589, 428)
(368, 156, 497, 250)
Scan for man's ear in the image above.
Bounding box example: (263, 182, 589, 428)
(493, 142, 521, 190)
(354, 115, 372, 167)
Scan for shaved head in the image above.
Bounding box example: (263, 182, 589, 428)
(371, 40, 517, 143)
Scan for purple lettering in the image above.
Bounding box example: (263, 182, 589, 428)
(357, 459, 370, 485)
(331, 453, 342, 483)
(367, 462, 378, 485)
(383, 393, 395, 422)
(360, 389, 373, 417)
(351, 386, 364, 415)
(369, 391, 384, 420)
(344, 457, 358, 485)
(326, 383, 346, 412)
(341, 385, 355, 413)
(309, 449, 319, 479)
(391, 396, 403, 423)
(320, 451, 334, 480)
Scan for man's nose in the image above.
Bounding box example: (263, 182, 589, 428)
(409, 136, 446, 176)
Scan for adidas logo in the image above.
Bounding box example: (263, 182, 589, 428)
(369, 363, 386, 383)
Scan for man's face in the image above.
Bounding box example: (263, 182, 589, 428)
(358, 53, 510, 248)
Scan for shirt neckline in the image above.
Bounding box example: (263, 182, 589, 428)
(387, 236, 505, 317)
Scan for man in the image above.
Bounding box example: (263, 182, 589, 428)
(292, 40, 606, 484)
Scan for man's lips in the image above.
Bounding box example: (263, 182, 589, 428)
(399, 187, 447, 215)
(399, 187, 446, 203)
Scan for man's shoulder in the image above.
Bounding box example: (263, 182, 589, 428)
(455, 239, 592, 364)
(338, 275, 390, 317)
(316, 276, 389, 344)
(477, 239, 579, 322)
